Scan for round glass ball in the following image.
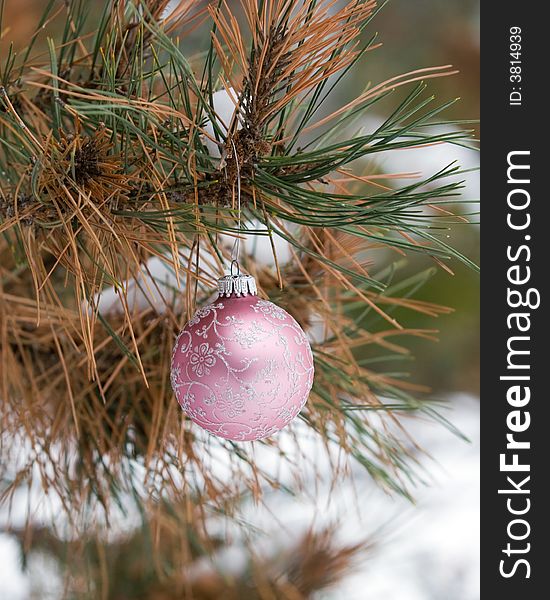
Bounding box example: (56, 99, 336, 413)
(171, 293, 314, 441)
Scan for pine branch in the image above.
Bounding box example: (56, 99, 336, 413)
(0, 0, 478, 529)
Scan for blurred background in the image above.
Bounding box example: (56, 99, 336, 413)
(0, 1, 479, 598)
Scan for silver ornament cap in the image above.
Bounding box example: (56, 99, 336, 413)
(217, 273, 258, 298)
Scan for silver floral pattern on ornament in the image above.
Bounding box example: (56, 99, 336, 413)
(189, 343, 216, 377)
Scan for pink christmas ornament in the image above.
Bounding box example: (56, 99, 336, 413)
(170, 274, 314, 441)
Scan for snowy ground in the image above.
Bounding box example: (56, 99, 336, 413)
(329, 395, 480, 600)
(0, 395, 479, 599)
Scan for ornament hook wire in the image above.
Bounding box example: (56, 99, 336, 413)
(230, 259, 240, 277)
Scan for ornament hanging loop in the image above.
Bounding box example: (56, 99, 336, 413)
(218, 136, 257, 298)
(229, 138, 242, 269)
